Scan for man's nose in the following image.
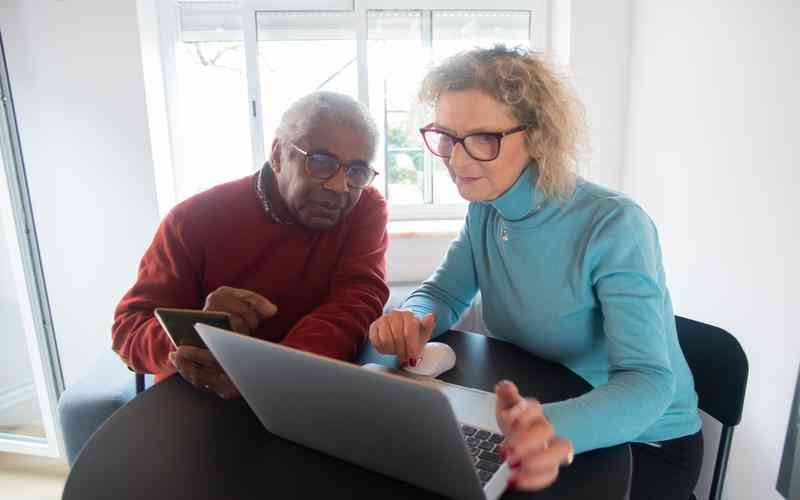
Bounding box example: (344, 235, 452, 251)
(323, 166, 349, 194)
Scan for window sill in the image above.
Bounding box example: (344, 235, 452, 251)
(388, 219, 462, 239)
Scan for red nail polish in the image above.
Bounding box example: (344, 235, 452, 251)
(499, 448, 507, 461)
(410, 358, 418, 367)
(507, 478, 517, 490)
(511, 460, 521, 470)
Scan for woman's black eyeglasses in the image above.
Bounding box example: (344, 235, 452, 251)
(291, 143, 379, 189)
(419, 123, 530, 162)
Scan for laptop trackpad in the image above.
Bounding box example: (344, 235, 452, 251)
(362, 364, 500, 433)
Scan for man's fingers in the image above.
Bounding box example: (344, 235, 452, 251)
(207, 296, 258, 332)
(226, 301, 260, 332)
(231, 288, 278, 319)
(204, 286, 274, 333)
(176, 353, 233, 398)
(228, 314, 251, 335)
(174, 350, 203, 388)
(211, 372, 241, 400)
(178, 346, 222, 370)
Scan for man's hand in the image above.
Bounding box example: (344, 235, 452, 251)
(204, 286, 278, 335)
(368, 310, 436, 365)
(169, 346, 240, 399)
(495, 380, 574, 491)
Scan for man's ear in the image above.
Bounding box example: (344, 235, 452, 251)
(270, 139, 282, 172)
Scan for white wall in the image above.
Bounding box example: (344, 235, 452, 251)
(570, 0, 632, 190)
(624, 1, 800, 498)
(0, 1, 161, 386)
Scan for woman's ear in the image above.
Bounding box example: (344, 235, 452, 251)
(270, 139, 282, 172)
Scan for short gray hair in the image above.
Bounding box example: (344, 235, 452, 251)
(275, 91, 379, 160)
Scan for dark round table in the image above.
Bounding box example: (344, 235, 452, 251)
(63, 330, 631, 500)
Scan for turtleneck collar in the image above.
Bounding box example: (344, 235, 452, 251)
(484, 163, 547, 222)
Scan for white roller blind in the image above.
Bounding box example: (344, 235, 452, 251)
(256, 11, 357, 41)
(179, 2, 243, 42)
(367, 10, 423, 41)
(433, 10, 531, 41)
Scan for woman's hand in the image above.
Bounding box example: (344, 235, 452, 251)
(368, 310, 436, 365)
(495, 380, 574, 491)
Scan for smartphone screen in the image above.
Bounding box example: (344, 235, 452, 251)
(154, 308, 232, 349)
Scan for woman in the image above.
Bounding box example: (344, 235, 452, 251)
(369, 46, 703, 499)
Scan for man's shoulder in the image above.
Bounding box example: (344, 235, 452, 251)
(171, 175, 256, 221)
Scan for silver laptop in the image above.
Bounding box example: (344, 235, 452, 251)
(196, 324, 510, 500)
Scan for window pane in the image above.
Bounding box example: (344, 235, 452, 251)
(257, 12, 358, 160)
(386, 111, 425, 205)
(432, 10, 530, 204)
(175, 5, 252, 202)
(367, 11, 426, 202)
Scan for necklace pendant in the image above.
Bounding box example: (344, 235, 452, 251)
(500, 228, 509, 241)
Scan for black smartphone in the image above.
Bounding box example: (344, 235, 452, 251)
(154, 308, 232, 349)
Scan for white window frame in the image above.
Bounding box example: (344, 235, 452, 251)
(155, 0, 553, 221)
(0, 51, 65, 457)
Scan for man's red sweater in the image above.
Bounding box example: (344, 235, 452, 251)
(112, 174, 389, 382)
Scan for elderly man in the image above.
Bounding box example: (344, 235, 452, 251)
(112, 91, 389, 398)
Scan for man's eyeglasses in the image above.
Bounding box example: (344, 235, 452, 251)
(291, 143, 379, 189)
(419, 123, 531, 162)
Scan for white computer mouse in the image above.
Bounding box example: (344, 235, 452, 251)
(402, 342, 456, 378)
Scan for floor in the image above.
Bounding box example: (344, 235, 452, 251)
(0, 451, 68, 500)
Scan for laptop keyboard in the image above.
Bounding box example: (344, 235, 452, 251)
(460, 424, 506, 489)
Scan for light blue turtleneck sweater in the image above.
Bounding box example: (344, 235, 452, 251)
(403, 167, 701, 454)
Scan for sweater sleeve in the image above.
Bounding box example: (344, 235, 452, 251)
(280, 191, 390, 361)
(542, 203, 675, 454)
(401, 213, 479, 337)
(111, 207, 204, 375)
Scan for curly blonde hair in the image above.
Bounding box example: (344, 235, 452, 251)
(419, 45, 586, 200)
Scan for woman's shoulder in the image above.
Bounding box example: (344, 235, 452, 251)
(571, 177, 657, 237)
(572, 177, 647, 215)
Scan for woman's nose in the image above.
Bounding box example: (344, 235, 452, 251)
(448, 141, 470, 168)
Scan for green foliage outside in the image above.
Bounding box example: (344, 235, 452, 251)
(387, 125, 424, 185)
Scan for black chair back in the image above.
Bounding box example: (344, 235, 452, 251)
(675, 316, 748, 500)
